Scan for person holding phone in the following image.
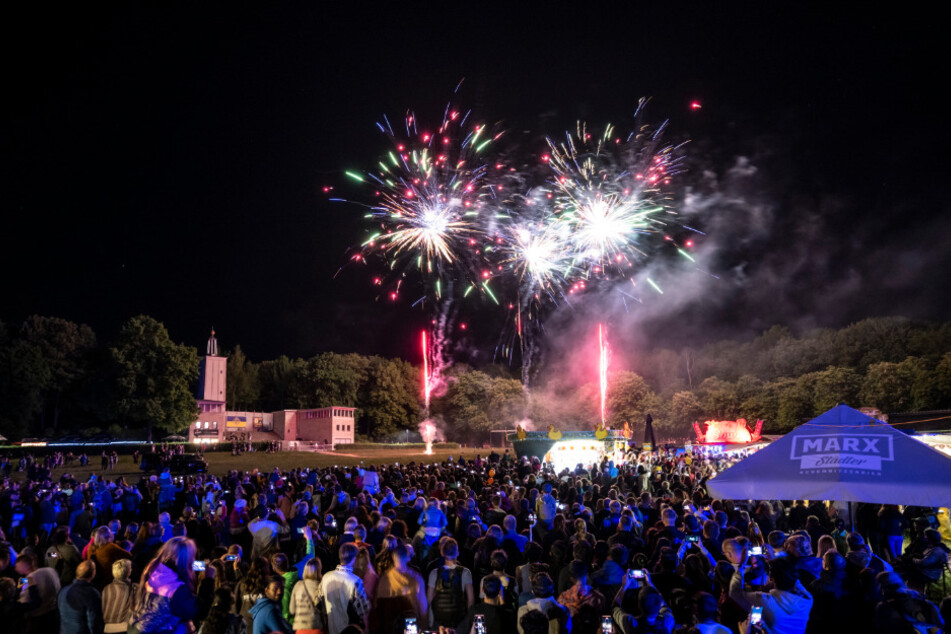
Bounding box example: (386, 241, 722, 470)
(728, 554, 813, 634)
(14, 548, 61, 634)
(455, 576, 513, 634)
(129, 537, 215, 634)
(610, 570, 674, 634)
(269, 553, 298, 621)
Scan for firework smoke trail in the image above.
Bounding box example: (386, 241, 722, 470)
(420, 293, 456, 410)
(599, 323, 609, 425)
(421, 330, 431, 411)
(420, 329, 437, 454)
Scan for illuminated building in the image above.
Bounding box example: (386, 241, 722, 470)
(189, 330, 355, 448)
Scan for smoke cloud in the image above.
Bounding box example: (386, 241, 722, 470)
(525, 144, 951, 427)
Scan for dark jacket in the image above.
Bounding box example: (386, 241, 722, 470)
(46, 543, 83, 586)
(457, 602, 515, 634)
(248, 597, 292, 634)
(807, 570, 848, 634)
(58, 579, 104, 634)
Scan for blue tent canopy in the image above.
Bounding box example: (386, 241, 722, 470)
(706, 404, 951, 507)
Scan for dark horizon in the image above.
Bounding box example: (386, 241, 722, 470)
(2, 5, 947, 363)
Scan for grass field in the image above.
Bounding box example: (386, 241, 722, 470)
(16, 446, 493, 481)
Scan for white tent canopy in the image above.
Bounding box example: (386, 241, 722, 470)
(707, 404, 951, 508)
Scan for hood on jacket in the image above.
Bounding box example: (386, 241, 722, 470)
(248, 597, 279, 619)
(769, 583, 813, 615)
(526, 597, 560, 612)
(146, 563, 185, 598)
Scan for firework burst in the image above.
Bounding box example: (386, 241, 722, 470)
(500, 215, 573, 300)
(348, 98, 504, 302)
(343, 94, 701, 393)
(546, 99, 688, 279)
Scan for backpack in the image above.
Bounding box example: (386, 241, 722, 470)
(431, 566, 467, 625)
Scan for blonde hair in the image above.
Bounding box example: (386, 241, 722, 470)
(89, 525, 114, 558)
(95, 526, 115, 545)
(112, 559, 132, 581)
(816, 534, 837, 559)
(301, 558, 322, 581)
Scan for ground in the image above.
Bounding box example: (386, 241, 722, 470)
(13, 446, 495, 480)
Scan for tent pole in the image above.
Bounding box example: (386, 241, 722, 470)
(848, 501, 854, 532)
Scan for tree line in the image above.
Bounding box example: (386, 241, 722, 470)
(430, 317, 951, 442)
(2, 314, 950, 443)
(0, 315, 197, 441)
(621, 318, 951, 437)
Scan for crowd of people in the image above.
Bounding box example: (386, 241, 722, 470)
(223, 436, 282, 456)
(0, 446, 948, 634)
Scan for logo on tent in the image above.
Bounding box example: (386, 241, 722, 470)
(790, 434, 894, 472)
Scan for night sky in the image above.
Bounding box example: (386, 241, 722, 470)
(2, 5, 946, 363)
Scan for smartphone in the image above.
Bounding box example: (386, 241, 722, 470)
(529, 513, 537, 524)
(687, 534, 699, 543)
(750, 546, 763, 556)
(601, 615, 614, 634)
(192, 561, 206, 572)
(750, 606, 763, 625)
(474, 614, 485, 634)
(297, 527, 305, 534)
(630, 569, 645, 579)
(225, 555, 237, 562)
(404, 616, 417, 634)
(557, 503, 566, 511)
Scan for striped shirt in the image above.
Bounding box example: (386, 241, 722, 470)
(101, 579, 135, 632)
